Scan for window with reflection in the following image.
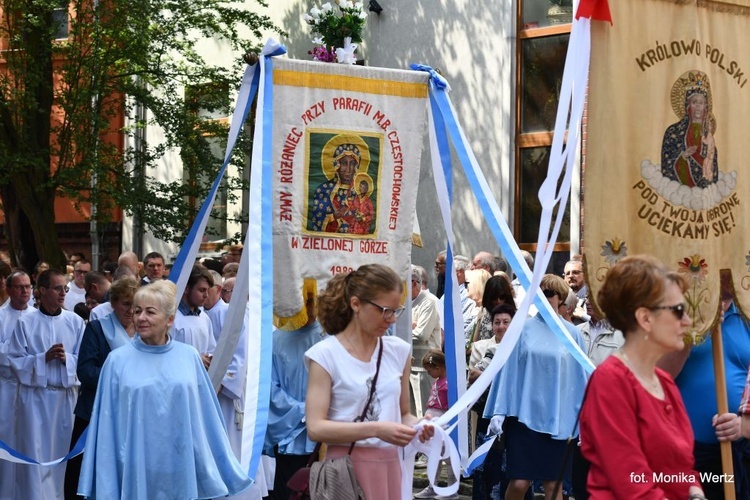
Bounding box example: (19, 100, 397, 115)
(521, 35, 570, 133)
(522, 0, 573, 29)
(518, 147, 570, 244)
(515, 1, 573, 256)
(52, 0, 69, 40)
(184, 83, 231, 238)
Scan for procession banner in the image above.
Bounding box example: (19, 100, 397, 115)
(584, 0, 750, 339)
(270, 58, 428, 326)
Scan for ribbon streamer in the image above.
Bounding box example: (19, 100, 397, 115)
(169, 61, 259, 301)
(0, 427, 87, 466)
(403, 422, 462, 498)
(406, 13, 595, 486)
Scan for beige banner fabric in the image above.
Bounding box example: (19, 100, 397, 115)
(270, 59, 428, 327)
(585, 0, 750, 340)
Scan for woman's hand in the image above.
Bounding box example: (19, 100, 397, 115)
(713, 413, 741, 442)
(375, 422, 418, 447)
(418, 423, 435, 443)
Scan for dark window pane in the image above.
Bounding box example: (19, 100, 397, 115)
(52, 1, 69, 39)
(522, 0, 573, 29)
(519, 146, 570, 244)
(521, 34, 570, 133)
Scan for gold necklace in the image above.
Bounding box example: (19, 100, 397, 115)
(619, 350, 662, 395)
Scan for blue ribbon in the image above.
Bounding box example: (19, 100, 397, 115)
(442, 245, 460, 449)
(246, 49, 278, 481)
(410, 64, 450, 90)
(0, 426, 88, 466)
(429, 93, 453, 199)
(169, 64, 262, 301)
(414, 65, 593, 374)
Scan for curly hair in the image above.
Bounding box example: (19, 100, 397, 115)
(316, 264, 403, 335)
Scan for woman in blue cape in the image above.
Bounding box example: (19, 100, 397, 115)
(77, 280, 252, 499)
(483, 274, 588, 500)
(64, 276, 139, 498)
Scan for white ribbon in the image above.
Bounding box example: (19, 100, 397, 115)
(403, 422, 462, 498)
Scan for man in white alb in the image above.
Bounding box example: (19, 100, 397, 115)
(0, 270, 33, 499)
(8, 269, 84, 499)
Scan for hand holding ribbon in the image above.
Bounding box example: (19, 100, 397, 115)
(403, 421, 461, 498)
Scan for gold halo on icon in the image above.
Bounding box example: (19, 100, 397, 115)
(670, 70, 713, 122)
(353, 172, 374, 198)
(321, 134, 370, 181)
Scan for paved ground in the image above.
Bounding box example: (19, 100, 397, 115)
(412, 467, 472, 499)
(411, 468, 552, 499)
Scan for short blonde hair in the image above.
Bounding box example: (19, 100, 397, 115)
(134, 280, 177, 318)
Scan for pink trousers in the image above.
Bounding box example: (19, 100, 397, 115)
(326, 445, 402, 499)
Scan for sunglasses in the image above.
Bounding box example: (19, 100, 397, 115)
(650, 303, 687, 320)
(542, 289, 558, 299)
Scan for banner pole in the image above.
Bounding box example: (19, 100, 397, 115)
(711, 321, 735, 500)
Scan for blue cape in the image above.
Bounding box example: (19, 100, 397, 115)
(78, 335, 252, 499)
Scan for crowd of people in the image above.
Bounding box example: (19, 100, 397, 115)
(0, 247, 250, 499)
(2, 245, 750, 500)
(404, 250, 750, 500)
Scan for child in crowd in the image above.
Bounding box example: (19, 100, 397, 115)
(423, 349, 448, 418)
(415, 350, 458, 499)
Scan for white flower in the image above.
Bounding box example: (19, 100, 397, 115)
(354, 1, 364, 10)
(312, 36, 324, 45)
(309, 6, 321, 19)
(303, 13, 314, 23)
(358, 10, 367, 19)
(340, 0, 353, 8)
(321, 2, 333, 12)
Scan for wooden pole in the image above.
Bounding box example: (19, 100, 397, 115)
(711, 321, 735, 500)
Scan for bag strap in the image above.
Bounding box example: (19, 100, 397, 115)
(347, 338, 384, 454)
(306, 442, 323, 467)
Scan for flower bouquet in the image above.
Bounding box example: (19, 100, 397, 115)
(304, 1, 367, 64)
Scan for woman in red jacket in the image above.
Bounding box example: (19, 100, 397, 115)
(580, 255, 738, 499)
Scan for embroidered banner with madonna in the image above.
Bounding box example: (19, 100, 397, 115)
(270, 59, 427, 327)
(584, 0, 750, 340)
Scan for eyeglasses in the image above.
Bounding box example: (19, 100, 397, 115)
(650, 303, 687, 320)
(434, 261, 445, 269)
(74, 269, 88, 275)
(364, 299, 405, 320)
(221, 289, 233, 295)
(564, 270, 582, 276)
(542, 289, 558, 299)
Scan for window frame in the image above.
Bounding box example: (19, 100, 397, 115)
(514, 2, 572, 253)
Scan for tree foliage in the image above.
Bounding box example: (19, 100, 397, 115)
(0, 0, 281, 270)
